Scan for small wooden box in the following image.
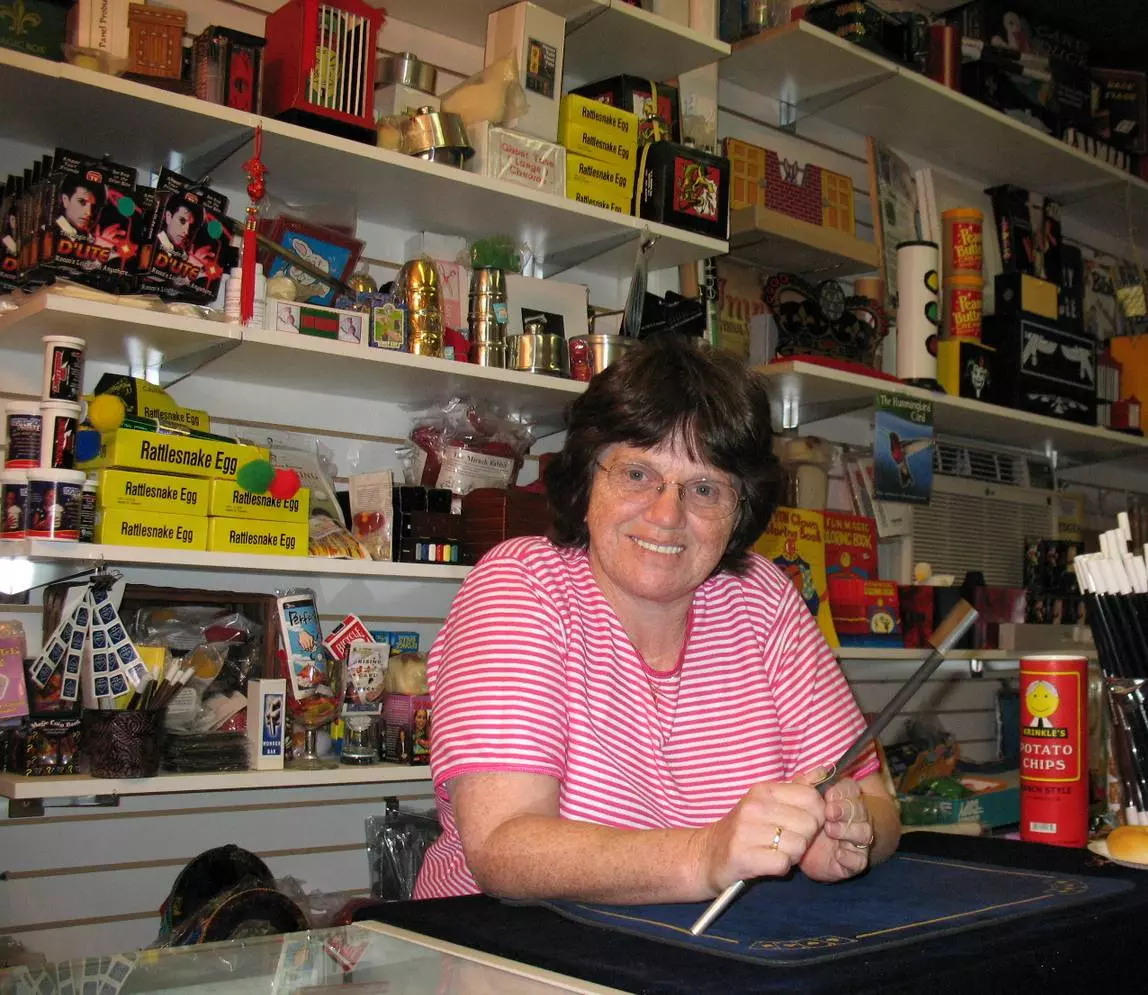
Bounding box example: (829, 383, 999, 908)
(461, 487, 552, 562)
(128, 3, 186, 80)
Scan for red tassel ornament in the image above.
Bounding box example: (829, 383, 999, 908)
(240, 126, 267, 325)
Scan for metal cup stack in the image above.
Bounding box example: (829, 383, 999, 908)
(468, 266, 507, 368)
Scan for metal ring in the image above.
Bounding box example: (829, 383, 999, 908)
(850, 830, 876, 850)
(770, 826, 784, 851)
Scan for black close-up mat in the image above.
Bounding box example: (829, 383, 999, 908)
(356, 835, 1148, 994)
(540, 852, 1132, 966)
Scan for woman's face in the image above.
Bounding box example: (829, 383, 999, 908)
(586, 437, 737, 616)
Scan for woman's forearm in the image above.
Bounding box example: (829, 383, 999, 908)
(466, 813, 713, 904)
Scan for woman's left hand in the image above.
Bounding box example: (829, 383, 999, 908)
(797, 776, 875, 883)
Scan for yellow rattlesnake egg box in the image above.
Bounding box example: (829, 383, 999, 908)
(558, 94, 639, 171)
(207, 480, 310, 522)
(565, 152, 634, 215)
(207, 518, 308, 556)
(753, 507, 840, 649)
(78, 428, 268, 480)
(97, 469, 210, 516)
(95, 509, 208, 550)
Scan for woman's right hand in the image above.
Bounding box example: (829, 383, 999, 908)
(694, 772, 828, 894)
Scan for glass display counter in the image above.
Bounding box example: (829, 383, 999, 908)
(0, 922, 626, 995)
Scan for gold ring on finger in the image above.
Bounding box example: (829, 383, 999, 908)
(770, 826, 784, 851)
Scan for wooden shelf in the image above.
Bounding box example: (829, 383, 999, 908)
(0, 291, 584, 438)
(719, 21, 1146, 235)
(0, 765, 432, 801)
(758, 359, 1148, 466)
(379, 0, 729, 82)
(728, 205, 880, 277)
(0, 49, 725, 279)
(2, 539, 471, 581)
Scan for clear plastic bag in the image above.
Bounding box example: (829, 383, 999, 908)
(365, 809, 442, 900)
(439, 52, 529, 131)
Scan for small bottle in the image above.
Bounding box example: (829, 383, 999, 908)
(79, 476, 98, 543)
(225, 263, 267, 326)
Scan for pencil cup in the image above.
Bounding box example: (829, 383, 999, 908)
(82, 709, 165, 778)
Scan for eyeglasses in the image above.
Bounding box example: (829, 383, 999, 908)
(596, 461, 741, 520)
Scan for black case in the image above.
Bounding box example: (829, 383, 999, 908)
(635, 141, 730, 241)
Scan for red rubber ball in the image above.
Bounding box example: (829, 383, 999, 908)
(267, 468, 301, 501)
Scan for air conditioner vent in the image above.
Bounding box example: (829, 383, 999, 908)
(913, 477, 1055, 586)
(934, 441, 1031, 488)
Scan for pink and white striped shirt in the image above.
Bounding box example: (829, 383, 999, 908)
(414, 536, 876, 899)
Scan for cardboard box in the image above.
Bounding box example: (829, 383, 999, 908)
(265, 299, 366, 344)
(565, 152, 634, 215)
(485, 1, 566, 142)
(0, 0, 70, 60)
(936, 339, 998, 403)
(558, 93, 640, 170)
(97, 468, 210, 517)
(635, 140, 730, 240)
(208, 479, 309, 522)
(78, 428, 269, 480)
(207, 517, 307, 556)
(899, 773, 1020, 829)
(468, 121, 566, 196)
(247, 678, 286, 770)
(68, 0, 130, 60)
(92, 374, 211, 432)
(95, 508, 208, 550)
(570, 75, 682, 145)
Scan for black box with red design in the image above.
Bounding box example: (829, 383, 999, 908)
(40, 148, 139, 294)
(569, 75, 681, 145)
(138, 167, 233, 305)
(635, 141, 729, 241)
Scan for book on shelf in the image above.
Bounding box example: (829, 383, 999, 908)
(754, 507, 839, 649)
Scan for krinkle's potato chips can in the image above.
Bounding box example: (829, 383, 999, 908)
(1020, 654, 1089, 847)
(942, 208, 983, 276)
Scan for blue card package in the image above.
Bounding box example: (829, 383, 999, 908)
(277, 593, 329, 700)
(369, 630, 420, 655)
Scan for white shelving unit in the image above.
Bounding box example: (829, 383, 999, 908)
(758, 360, 1148, 467)
(0, 291, 585, 438)
(378, 0, 730, 83)
(719, 20, 1147, 235)
(0, 49, 725, 277)
(1, 539, 471, 581)
(0, 766, 432, 801)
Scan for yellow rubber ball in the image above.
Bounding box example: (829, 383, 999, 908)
(88, 394, 127, 433)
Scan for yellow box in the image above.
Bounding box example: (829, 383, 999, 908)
(208, 479, 310, 522)
(565, 152, 634, 215)
(97, 468, 210, 516)
(95, 509, 208, 550)
(207, 517, 308, 557)
(78, 428, 269, 480)
(558, 94, 639, 170)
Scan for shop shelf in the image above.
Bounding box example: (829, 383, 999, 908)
(758, 359, 1148, 467)
(0, 49, 725, 280)
(2, 539, 471, 581)
(719, 21, 1147, 236)
(380, 0, 729, 82)
(0, 765, 432, 801)
(728, 205, 880, 278)
(0, 290, 584, 438)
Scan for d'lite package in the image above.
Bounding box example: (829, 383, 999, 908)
(41, 148, 139, 293)
(138, 167, 233, 304)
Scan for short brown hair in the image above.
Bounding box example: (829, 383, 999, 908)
(545, 336, 780, 574)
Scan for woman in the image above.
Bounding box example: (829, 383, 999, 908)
(415, 335, 899, 903)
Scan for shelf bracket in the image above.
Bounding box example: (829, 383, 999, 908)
(158, 338, 243, 390)
(543, 230, 642, 278)
(5, 795, 121, 820)
(789, 70, 898, 128)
